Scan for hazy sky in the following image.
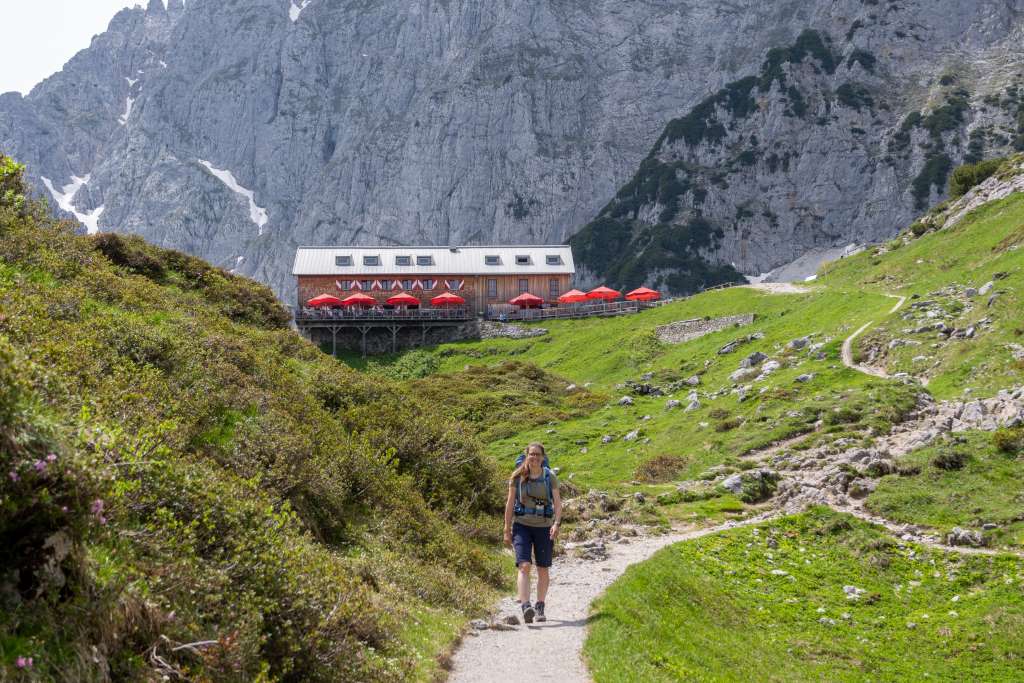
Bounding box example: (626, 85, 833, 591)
(0, 1, 140, 95)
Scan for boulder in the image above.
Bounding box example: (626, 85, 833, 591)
(964, 287, 978, 297)
(718, 341, 740, 355)
(665, 399, 682, 409)
(685, 399, 701, 412)
(623, 430, 640, 441)
(601, 435, 614, 444)
(978, 281, 995, 296)
(685, 375, 701, 386)
(730, 367, 757, 383)
(740, 351, 769, 369)
(795, 373, 814, 383)
(721, 474, 744, 494)
(787, 337, 809, 350)
(618, 396, 634, 406)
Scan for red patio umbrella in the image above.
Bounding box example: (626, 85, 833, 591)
(586, 286, 621, 301)
(626, 287, 661, 302)
(341, 292, 376, 307)
(431, 292, 465, 306)
(387, 292, 420, 307)
(509, 292, 544, 308)
(307, 294, 344, 308)
(557, 289, 588, 304)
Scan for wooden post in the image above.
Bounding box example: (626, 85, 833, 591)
(331, 326, 338, 357)
(389, 325, 400, 353)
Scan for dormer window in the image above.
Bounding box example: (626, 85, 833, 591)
(395, 255, 412, 266)
(363, 255, 380, 266)
(416, 255, 434, 266)
(515, 255, 531, 266)
(485, 255, 501, 266)
(335, 255, 352, 267)
(545, 255, 562, 266)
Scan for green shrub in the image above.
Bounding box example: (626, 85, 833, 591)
(948, 157, 1006, 199)
(932, 445, 969, 470)
(992, 427, 1024, 455)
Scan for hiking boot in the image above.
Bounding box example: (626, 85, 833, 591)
(535, 602, 546, 622)
(521, 602, 535, 624)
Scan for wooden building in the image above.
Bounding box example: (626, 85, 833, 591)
(292, 245, 576, 315)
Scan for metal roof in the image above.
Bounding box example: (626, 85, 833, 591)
(292, 245, 576, 276)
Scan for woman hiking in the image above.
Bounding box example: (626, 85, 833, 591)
(503, 442, 562, 624)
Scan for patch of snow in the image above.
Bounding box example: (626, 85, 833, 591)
(229, 255, 245, 274)
(40, 174, 104, 234)
(159, 60, 168, 68)
(198, 160, 269, 233)
(119, 97, 135, 125)
(804, 274, 818, 282)
(126, 77, 138, 87)
(746, 271, 774, 285)
(289, 0, 312, 22)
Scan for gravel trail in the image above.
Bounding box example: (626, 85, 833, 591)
(447, 516, 773, 683)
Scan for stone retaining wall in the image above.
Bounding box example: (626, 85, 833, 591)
(656, 314, 754, 344)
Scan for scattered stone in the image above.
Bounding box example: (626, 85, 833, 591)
(566, 384, 577, 392)
(470, 619, 489, 630)
(641, 414, 652, 421)
(907, 622, 917, 630)
(978, 281, 995, 296)
(685, 400, 701, 412)
(964, 287, 978, 297)
(844, 585, 866, 600)
(502, 614, 520, 626)
(580, 447, 588, 454)
(787, 337, 809, 350)
(665, 399, 682, 409)
(601, 435, 614, 444)
(623, 430, 640, 442)
(633, 492, 646, 504)
(982, 523, 998, 531)
(946, 527, 984, 547)
(795, 373, 814, 383)
(721, 474, 743, 494)
(771, 569, 789, 576)
(618, 396, 634, 406)
(819, 617, 837, 626)
(730, 367, 758, 383)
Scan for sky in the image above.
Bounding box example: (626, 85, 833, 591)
(0, 1, 140, 95)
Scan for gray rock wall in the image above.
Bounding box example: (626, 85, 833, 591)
(2, 0, 1024, 301)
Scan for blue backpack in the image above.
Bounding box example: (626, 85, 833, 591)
(513, 466, 555, 518)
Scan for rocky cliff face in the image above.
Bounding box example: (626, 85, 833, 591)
(2, 0, 1024, 300)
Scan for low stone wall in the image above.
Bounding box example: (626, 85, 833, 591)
(656, 314, 754, 344)
(478, 321, 548, 339)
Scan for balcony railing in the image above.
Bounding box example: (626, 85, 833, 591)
(295, 307, 473, 322)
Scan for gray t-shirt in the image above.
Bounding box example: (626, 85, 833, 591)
(510, 470, 559, 528)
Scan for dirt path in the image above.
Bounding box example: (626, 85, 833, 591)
(840, 294, 906, 377)
(740, 282, 812, 294)
(447, 515, 774, 683)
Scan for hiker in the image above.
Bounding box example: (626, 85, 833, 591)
(503, 442, 562, 624)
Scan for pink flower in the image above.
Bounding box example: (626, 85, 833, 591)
(15, 656, 32, 668)
(34, 460, 46, 472)
(61, 505, 69, 513)
(46, 453, 58, 462)
(90, 499, 105, 516)
(7, 470, 17, 482)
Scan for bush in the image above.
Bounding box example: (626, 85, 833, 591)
(949, 157, 1006, 199)
(715, 418, 743, 432)
(992, 427, 1024, 455)
(932, 445, 969, 470)
(635, 455, 689, 483)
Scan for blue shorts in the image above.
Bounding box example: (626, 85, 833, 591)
(512, 522, 553, 568)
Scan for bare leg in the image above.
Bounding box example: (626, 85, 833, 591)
(517, 562, 532, 603)
(537, 566, 550, 603)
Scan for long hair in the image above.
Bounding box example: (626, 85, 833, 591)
(512, 442, 546, 484)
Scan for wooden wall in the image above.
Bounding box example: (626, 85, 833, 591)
(297, 273, 572, 314)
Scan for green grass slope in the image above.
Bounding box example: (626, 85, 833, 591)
(585, 508, 1024, 683)
(0, 157, 508, 681)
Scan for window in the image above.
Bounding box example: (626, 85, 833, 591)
(416, 255, 434, 266)
(484, 255, 501, 266)
(545, 255, 562, 266)
(380, 280, 391, 290)
(423, 279, 436, 290)
(360, 280, 371, 290)
(402, 279, 414, 290)
(487, 278, 498, 298)
(395, 255, 411, 266)
(549, 279, 559, 299)
(363, 255, 380, 266)
(518, 279, 528, 293)
(515, 255, 531, 266)
(335, 255, 352, 267)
